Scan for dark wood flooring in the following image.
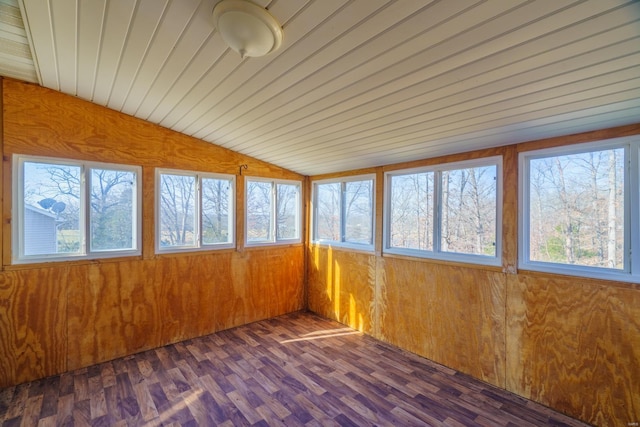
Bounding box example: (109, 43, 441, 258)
(0, 311, 588, 426)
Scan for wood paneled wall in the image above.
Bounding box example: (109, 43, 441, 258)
(0, 79, 305, 387)
(307, 124, 640, 426)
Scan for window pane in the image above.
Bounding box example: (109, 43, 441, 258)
(441, 166, 497, 256)
(389, 172, 434, 250)
(202, 177, 232, 245)
(528, 148, 624, 269)
(247, 181, 272, 242)
(159, 174, 197, 247)
(345, 180, 373, 245)
(23, 161, 82, 255)
(276, 183, 300, 240)
(90, 169, 136, 251)
(316, 183, 341, 241)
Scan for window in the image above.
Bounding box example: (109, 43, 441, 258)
(157, 169, 234, 252)
(312, 175, 374, 250)
(385, 157, 501, 265)
(246, 178, 301, 245)
(13, 156, 141, 263)
(520, 137, 640, 281)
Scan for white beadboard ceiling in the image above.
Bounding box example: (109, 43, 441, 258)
(1, 0, 639, 176)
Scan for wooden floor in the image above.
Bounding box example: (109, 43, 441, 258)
(0, 312, 588, 427)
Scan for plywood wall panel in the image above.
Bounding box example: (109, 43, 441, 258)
(307, 125, 640, 426)
(0, 79, 305, 386)
(506, 273, 640, 426)
(307, 246, 374, 334)
(1, 79, 301, 179)
(380, 257, 506, 387)
(67, 261, 162, 370)
(0, 268, 69, 387)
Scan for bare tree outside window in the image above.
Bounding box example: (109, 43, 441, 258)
(159, 174, 196, 247)
(313, 177, 374, 247)
(345, 180, 373, 245)
(90, 169, 136, 251)
(247, 181, 272, 242)
(246, 179, 301, 244)
(389, 172, 434, 250)
(528, 148, 624, 269)
(277, 184, 300, 240)
(316, 182, 341, 241)
(22, 161, 138, 256)
(23, 162, 81, 254)
(441, 166, 497, 256)
(202, 177, 232, 245)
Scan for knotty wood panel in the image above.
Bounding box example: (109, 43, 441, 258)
(0, 79, 305, 387)
(506, 273, 640, 426)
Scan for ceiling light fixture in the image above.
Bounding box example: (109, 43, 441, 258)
(212, 0, 283, 59)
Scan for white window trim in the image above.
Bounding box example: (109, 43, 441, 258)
(244, 177, 302, 247)
(383, 156, 502, 267)
(12, 155, 142, 264)
(519, 136, 640, 283)
(311, 174, 376, 252)
(156, 168, 236, 253)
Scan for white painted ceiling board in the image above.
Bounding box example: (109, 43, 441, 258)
(0, 0, 37, 83)
(119, 0, 202, 115)
(163, 0, 338, 132)
(106, 0, 169, 111)
(3, 0, 639, 176)
(76, 0, 106, 98)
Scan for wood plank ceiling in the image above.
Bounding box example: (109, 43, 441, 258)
(2, 0, 640, 176)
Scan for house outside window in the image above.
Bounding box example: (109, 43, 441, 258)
(13, 155, 141, 263)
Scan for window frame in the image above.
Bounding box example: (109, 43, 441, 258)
(12, 155, 142, 264)
(244, 177, 302, 247)
(311, 174, 376, 252)
(384, 156, 502, 266)
(519, 137, 640, 282)
(155, 168, 236, 253)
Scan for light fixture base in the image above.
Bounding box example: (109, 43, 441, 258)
(212, 0, 283, 58)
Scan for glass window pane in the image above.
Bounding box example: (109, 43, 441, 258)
(441, 165, 497, 256)
(247, 181, 272, 242)
(159, 174, 197, 248)
(389, 172, 434, 250)
(345, 180, 373, 245)
(90, 169, 136, 251)
(528, 148, 624, 269)
(316, 183, 341, 241)
(23, 161, 82, 255)
(202, 177, 233, 245)
(276, 183, 300, 240)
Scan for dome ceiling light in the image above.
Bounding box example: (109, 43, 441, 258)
(212, 0, 283, 59)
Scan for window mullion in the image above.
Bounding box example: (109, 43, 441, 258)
(341, 182, 347, 243)
(629, 144, 639, 276)
(433, 170, 442, 254)
(272, 182, 277, 242)
(82, 165, 89, 256)
(196, 175, 202, 247)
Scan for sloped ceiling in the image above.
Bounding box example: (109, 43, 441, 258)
(1, 0, 639, 176)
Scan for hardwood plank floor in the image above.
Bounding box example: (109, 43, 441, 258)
(0, 312, 588, 426)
